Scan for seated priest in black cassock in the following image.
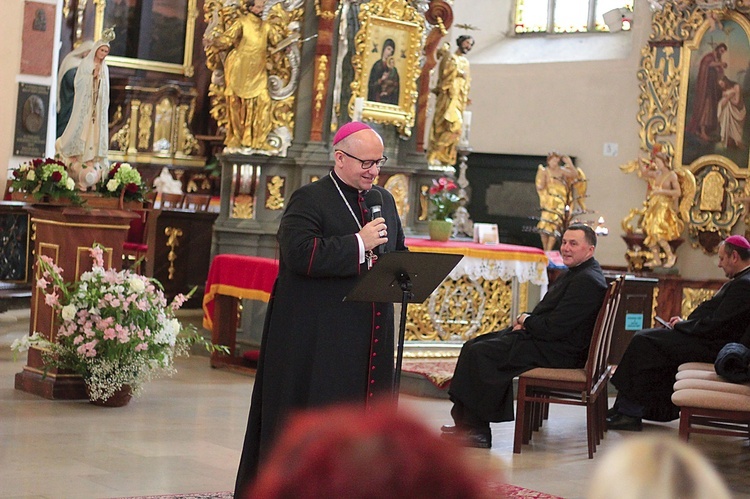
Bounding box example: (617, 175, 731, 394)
(442, 224, 607, 448)
(607, 235, 750, 431)
(234, 121, 407, 497)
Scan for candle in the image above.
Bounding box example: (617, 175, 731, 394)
(460, 110, 472, 147)
(353, 97, 364, 121)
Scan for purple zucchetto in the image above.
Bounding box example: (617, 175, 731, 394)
(725, 235, 750, 249)
(333, 121, 373, 146)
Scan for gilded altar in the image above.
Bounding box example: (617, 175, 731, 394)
(403, 238, 548, 345)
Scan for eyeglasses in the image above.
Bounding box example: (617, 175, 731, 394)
(336, 149, 388, 170)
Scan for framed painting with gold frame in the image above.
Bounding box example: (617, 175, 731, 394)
(675, 10, 750, 178)
(90, 0, 197, 76)
(349, 1, 424, 138)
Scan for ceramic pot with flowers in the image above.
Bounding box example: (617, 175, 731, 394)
(428, 219, 454, 242)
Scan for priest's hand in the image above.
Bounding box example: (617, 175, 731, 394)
(360, 218, 387, 251)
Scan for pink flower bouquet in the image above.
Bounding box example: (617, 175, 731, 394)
(12, 245, 224, 402)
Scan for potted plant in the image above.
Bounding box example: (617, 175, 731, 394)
(427, 177, 460, 241)
(11, 245, 225, 406)
(10, 157, 82, 205)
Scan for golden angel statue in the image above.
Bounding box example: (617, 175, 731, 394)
(203, 0, 303, 155)
(426, 35, 474, 167)
(621, 145, 695, 268)
(535, 152, 587, 251)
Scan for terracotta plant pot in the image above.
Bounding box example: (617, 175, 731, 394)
(428, 220, 453, 242)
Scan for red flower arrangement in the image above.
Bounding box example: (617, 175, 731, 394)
(428, 177, 460, 221)
(10, 157, 82, 204)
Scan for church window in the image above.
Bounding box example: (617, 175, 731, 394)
(514, 0, 633, 34)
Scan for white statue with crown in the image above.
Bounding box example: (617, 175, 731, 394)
(55, 28, 115, 191)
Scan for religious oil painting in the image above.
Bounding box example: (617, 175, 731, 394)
(104, 0, 187, 65)
(677, 12, 750, 175)
(95, 0, 196, 75)
(350, 6, 424, 138)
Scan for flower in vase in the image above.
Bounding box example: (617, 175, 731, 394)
(428, 177, 461, 222)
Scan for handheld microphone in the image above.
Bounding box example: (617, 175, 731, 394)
(364, 189, 384, 255)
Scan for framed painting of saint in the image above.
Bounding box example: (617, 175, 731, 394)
(349, 1, 424, 138)
(676, 11, 750, 177)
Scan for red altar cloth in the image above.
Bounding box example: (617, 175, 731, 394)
(405, 237, 546, 262)
(202, 254, 279, 330)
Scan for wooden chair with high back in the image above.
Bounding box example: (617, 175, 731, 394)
(122, 210, 149, 274)
(159, 192, 184, 209)
(513, 276, 623, 458)
(182, 193, 212, 211)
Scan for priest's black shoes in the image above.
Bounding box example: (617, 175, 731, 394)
(441, 429, 492, 448)
(440, 424, 459, 433)
(606, 412, 642, 431)
(463, 430, 492, 448)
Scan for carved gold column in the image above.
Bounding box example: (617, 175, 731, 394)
(310, 0, 340, 142)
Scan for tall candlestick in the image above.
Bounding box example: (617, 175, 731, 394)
(353, 97, 364, 121)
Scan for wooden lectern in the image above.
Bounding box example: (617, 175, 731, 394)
(14, 205, 136, 400)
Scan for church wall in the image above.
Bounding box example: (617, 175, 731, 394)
(0, 0, 59, 197)
(0, 1, 27, 195)
(461, 0, 726, 280)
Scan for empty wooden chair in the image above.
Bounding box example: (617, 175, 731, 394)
(182, 193, 211, 211)
(158, 192, 184, 209)
(513, 277, 623, 458)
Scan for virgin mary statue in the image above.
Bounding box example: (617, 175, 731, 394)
(56, 29, 114, 190)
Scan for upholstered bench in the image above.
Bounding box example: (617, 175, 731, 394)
(677, 362, 714, 372)
(672, 363, 750, 441)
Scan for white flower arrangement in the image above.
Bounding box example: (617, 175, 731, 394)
(98, 162, 148, 202)
(12, 245, 225, 402)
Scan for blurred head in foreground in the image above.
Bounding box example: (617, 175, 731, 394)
(587, 436, 731, 499)
(245, 401, 498, 499)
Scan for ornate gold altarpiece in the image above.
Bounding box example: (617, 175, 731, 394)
(633, 3, 750, 255)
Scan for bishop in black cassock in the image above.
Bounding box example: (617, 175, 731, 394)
(609, 235, 750, 428)
(234, 123, 406, 496)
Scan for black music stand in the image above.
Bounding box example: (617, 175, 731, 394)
(345, 251, 463, 400)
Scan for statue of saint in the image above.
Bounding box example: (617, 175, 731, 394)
(153, 167, 184, 195)
(204, 0, 303, 155)
(426, 35, 474, 167)
(535, 152, 587, 252)
(56, 30, 114, 191)
(638, 147, 683, 268)
(205, 0, 279, 150)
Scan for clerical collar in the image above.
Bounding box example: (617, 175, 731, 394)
(568, 257, 596, 271)
(330, 170, 360, 194)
